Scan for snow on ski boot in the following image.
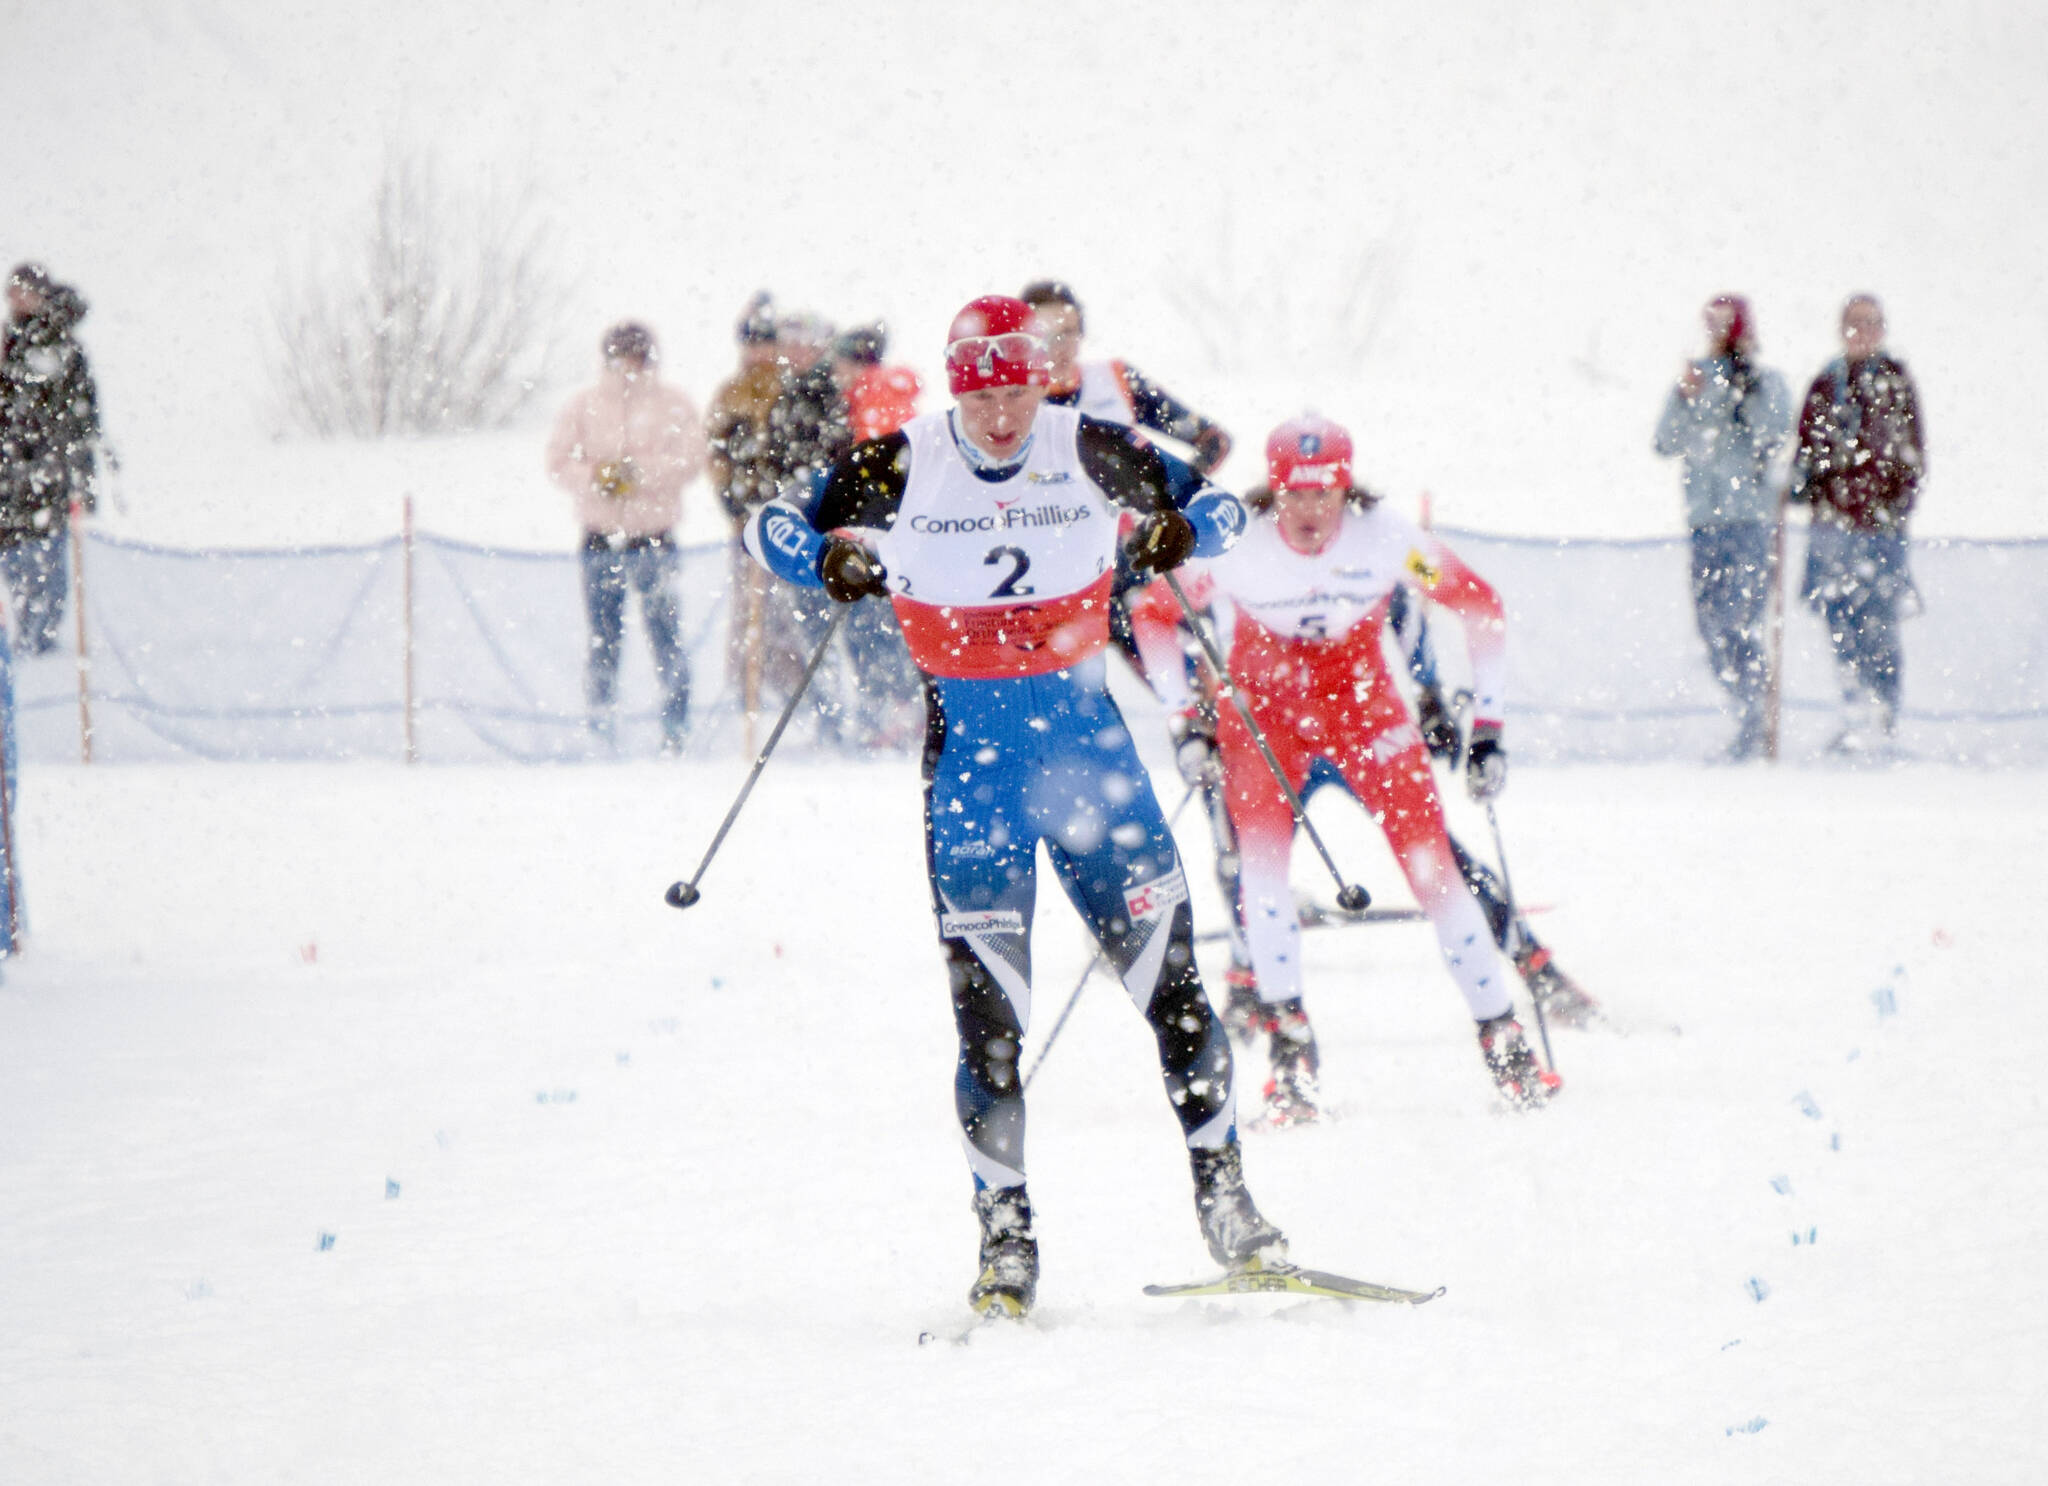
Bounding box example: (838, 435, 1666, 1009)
(1190, 1141, 1289, 1271)
(1514, 944, 1602, 1030)
(969, 1184, 1038, 1319)
(1477, 1012, 1562, 1110)
(1260, 996, 1322, 1128)
(1219, 968, 1264, 1047)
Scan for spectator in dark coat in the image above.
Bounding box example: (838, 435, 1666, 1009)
(1, 263, 100, 654)
(1793, 294, 1926, 752)
(760, 312, 857, 742)
(1654, 294, 1793, 759)
(829, 323, 923, 746)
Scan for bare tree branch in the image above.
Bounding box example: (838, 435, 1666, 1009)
(1162, 211, 1412, 384)
(267, 145, 565, 438)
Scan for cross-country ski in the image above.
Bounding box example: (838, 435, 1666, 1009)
(1144, 1262, 1445, 1305)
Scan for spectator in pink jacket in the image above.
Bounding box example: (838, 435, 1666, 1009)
(545, 321, 707, 753)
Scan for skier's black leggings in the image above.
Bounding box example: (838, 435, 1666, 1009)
(945, 897, 1235, 1192)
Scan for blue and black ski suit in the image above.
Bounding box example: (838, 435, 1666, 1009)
(745, 406, 1245, 1190)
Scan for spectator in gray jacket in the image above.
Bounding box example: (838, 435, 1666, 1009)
(1654, 295, 1792, 760)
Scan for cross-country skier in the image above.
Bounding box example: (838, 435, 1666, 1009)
(1020, 280, 1232, 477)
(1011, 281, 1262, 1016)
(1198, 415, 1562, 1116)
(742, 295, 1283, 1319)
(1123, 559, 1595, 1127)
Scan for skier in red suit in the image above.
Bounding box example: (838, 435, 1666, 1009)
(1202, 416, 1561, 1118)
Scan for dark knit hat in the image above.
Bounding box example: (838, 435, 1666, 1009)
(736, 291, 779, 346)
(834, 321, 888, 365)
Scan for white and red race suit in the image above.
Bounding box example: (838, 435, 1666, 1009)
(1201, 499, 1518, 1021)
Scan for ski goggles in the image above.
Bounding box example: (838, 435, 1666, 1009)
(945, 332, 1049, 373)
(945, 332, 1051, 394)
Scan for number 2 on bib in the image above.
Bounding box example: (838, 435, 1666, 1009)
(984, 545, 1035, 598)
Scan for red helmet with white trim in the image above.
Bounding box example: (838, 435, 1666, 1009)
(1265, 415, 1354, 492)
(945, 295, 1051, 396)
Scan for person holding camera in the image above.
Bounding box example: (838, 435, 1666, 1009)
(546, 321, 706, 753)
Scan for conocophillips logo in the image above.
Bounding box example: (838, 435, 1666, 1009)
(908, 504, 1093, 535)
(940, 908, 1026, 937)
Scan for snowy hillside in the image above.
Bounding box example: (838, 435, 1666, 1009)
(11, 1, 2047, 548)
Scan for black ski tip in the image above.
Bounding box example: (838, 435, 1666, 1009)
(664, 880, 701, 909)
(1335, 884, 1371, 913)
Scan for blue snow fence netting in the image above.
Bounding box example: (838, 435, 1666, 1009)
(13, 530, 750, 765)
(9, 525, 2048, 767)
(1433, 527, 2048, 768)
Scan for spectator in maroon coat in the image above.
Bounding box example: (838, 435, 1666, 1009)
(1793, 294, 1925, 753)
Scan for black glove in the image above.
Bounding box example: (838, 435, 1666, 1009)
(1464, 721, 1507, 801)
(1415, 687, 1461, 763)
(818, 538, 888, 603)
(1124, 509, 1196, 578)
(1191, 425, 1232, 477)
(1167, 707, 1219, 786)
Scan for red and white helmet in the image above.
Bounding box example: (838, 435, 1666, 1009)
(945, 295, 1051, 396)
(1265, 415, 1354, 492)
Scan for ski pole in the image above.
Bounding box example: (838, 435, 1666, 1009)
(1191, 904, 1428, 944)
(665, 608, 847, 909)
(1483, 801, 1555, 1071)
(1161, 573, 1370, 912)
(1022, 952, 1098, 1092)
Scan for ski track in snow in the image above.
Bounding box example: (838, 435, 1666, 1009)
(0, 754, 2041, 1484)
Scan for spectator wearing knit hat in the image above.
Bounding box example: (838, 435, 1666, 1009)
(545, 319, 706, 753)
(708, 293, 797, 719)
(1654, 294, 1793, 761)
(1792, 293, 1926, 754)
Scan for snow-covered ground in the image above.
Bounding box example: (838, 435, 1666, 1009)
(2, 751, 2042, 1483)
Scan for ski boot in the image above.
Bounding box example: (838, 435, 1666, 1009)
(1477, 1012, 1562, 1110)
(1513, 944, 1602, 1030)
(969, 1185, 1038, 1319)
(1260, 996, 1322, 1127)
(1219, 967, 1264, 1047)
(1190, 1141, 1289, 1271)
